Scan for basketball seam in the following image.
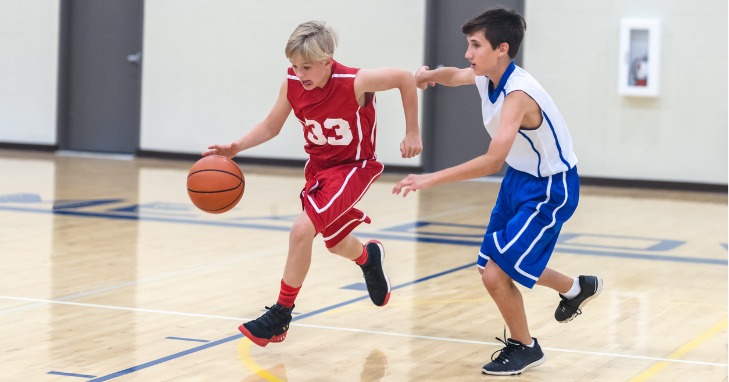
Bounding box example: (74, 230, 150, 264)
(199, 190, 244, 212)
(187, 183, 243, 194)
(188, 169, 243, 180)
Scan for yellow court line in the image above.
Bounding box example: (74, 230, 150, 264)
(237, 339, 284, 382)
(630, 318, 728, 382)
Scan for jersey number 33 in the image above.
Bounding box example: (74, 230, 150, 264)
(305, 118, 353, 146)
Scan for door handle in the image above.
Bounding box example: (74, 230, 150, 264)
(127, 52, 142, 64)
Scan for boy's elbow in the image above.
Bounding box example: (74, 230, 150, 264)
(489, 158, 505, 174)
(396, 69, 415, 88)
(481, 153, 505, 174)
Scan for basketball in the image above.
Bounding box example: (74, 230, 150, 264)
(187, 155, 244, 214)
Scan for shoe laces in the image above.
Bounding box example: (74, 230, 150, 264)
(559, 295, 582, 317)
(256, 305, 290, 328)
(490, 329, 523, 364)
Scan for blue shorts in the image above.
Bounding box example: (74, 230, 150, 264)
(477, 166, 580, 288)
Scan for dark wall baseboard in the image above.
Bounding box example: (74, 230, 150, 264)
(1, 144, 725, 193)
(0, 142, 57, 152)
(580, 176, 727, 193)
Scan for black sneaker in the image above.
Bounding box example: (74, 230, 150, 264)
(238, 303, 293, 347)
(361, 240, 391, 306)
(482, 337, 545, 375)
(555, 275, 603, 323)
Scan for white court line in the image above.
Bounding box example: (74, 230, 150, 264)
(0, 244, 289, 316)
(1, 295, 726, 368)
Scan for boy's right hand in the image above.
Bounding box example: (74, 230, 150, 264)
(202, 142, 240, 159)
(415, 66, 435, 90)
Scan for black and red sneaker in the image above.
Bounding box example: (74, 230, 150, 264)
(238, 303, 293, 347)
(361, 240, 391, 306)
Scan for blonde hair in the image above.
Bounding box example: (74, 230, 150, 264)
(285, 21, 338, 62)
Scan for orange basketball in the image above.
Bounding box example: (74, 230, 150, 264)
(187, 155, 244, 214)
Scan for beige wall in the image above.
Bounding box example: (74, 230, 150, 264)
(524, 0, 728, 184)
(140, 0, 426, 167)
(0, 0, 59, 144)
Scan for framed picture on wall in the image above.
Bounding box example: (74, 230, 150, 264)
(618, 18, 661, 97)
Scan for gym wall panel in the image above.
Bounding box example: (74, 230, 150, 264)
(524, 0, 727, 184)
(0, 0, 59, 145)
(140, 0, 426, 167)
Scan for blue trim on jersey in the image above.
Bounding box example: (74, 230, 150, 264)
(543, 111, 570, 169)
(518, 131, 542, 177)
(487, 61, 516, 104)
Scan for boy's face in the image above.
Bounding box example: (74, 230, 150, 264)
(465, 31, 507, 76)
(290, 55, 332, 90)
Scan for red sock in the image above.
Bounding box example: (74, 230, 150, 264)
(277, 279, 301, 308)
(354, 244, 368, 266)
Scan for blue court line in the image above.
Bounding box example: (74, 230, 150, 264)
(339, 232, 727, 266)
(341, 282, 367, 291)
(47, 371, 96, 379)
(0, 205, 291, 232)
(557, 247, 727, 265)
(1, 205, 725, 266)
(88, 334, 243, 382)
(84, 261, 475, 381)
(295, 262, 475, 321)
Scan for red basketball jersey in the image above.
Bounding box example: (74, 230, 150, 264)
(287, 61, 378, 168)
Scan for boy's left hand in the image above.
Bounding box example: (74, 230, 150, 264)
(400, 133, 423, 158)
(392, 173, 433, 197)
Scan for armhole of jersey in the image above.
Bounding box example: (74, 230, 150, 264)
(506, 89, 543, 131)
(475, 76, 488, 95)
(285, 77, 293, 104)
(352, 70, 367, 107)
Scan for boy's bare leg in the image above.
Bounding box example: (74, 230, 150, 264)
(281, 212, 317, 287)
(481, 261, 531, 345)
(327, 233, 363, 260)
(536, 268, 573, 294)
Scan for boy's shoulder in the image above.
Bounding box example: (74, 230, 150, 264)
(331, 60, 359, 75)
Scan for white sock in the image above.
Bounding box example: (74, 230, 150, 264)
(561, 277, 581, 299)
(525, 339, 535, 348)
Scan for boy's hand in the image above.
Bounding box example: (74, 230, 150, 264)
(400, 133, 423, 158)
(392, 173, 434, 197)
(202, 142, 240, 159)
(415, 66, 436, 90)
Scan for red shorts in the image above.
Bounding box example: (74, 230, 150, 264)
(300, 159, 384, 248)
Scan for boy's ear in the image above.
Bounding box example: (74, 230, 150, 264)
(498, 42, 510, 56)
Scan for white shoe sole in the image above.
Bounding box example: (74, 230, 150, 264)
(481, 355, 546, 376)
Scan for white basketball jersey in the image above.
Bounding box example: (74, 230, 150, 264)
(475, 62, 577, 178)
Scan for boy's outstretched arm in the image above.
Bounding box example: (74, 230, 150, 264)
(203, 80, 292, 159)
(415, 66, 476, 89)
(392, 90, 529, 197)
(355, 68, 422, 158)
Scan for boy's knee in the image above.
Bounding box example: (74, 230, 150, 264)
(481, 265, 508, 293)
(289, 217, 316, 243)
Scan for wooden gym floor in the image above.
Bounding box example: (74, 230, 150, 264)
(0, 148, 726, 381)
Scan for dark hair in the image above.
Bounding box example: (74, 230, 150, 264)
(461, 8, 526, 59)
